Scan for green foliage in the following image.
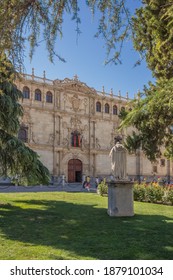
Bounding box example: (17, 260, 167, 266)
(97, 179, 108, 196)
(0, 53, 50, 185)
(133, 0, 173, 79)
(97, 181, 172, 205)
(0, 0, 132, 66)
(119, 1, 173, 161)
(124, 131, 142, 154)
(133, 183, 146, 201)
(1, 0, 172, 75)
(167, 188, 173, 205)
(134, 183, 172, 205)
(145, 185, 164, 203)
(120, 78, 173, 161)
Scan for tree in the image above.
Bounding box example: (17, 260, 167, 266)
(0, 53, 50, 185)
(132, 0, 173, 79)
(119, 78, 173, 161)
(0, 1, 172, 72)
(0, 0, 132, 66)
(124, 131, 142, 182)
(119, 0, 173, 161)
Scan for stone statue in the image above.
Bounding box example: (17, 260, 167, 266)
(109, 136, 127, 180)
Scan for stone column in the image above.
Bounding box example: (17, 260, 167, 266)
(53, 112, 57, 175)
(92, 120, 96, 149)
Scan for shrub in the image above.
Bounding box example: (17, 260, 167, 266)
(97, 179, 108, 196)
(145, 184, 164, 203)
(98, 180, 172, 206)
(167, 189, 173, 205)
(133, 183, 146, 201)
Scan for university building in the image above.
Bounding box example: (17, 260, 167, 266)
(15, 69, 173, 183)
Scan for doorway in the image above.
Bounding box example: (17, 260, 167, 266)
(68, 159, 82, 183)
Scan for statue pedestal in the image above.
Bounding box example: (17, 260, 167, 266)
(107, 181, 134, 217)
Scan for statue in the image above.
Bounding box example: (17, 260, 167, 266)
(109, 136, 127, 180)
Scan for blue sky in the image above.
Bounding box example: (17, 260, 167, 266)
(23, 1, 154, 99)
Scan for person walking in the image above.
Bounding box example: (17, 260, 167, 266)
(85, 176, 91, 191)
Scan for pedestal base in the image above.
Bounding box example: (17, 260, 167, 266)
(107, 181, 134, 217)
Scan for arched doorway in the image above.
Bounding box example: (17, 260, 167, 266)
(68, 159, 82, 183)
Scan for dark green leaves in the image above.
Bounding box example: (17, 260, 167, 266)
(120, 78, 173, 161)
(0, 53, 50, 185)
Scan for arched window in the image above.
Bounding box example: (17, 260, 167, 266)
(18, 127, 28, 143)
(121, 106, 125, 111)
(46, 91, 53, 103)
(35, 89, 42, 101)
(71, 131, 81, 147)
(113, 105, 118, 115)
(105, 103, 109, 114)
(96, 101, 101, 112)
(23, 86, 30, 99)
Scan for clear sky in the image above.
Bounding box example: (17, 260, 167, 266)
(23, 1, 154, 99)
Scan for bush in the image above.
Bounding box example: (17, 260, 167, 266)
(145, 184, 164, 203)
(133, 183, 146, 201)
(167, 189, 173, 205)
(98, 180, 172, 206)
(133, 183, 172, 205)
(97, 179, 108, 196)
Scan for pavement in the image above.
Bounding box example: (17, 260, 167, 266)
(0, 183, 97, 193)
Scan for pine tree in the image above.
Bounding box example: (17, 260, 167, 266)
(0, 53, 50, 185)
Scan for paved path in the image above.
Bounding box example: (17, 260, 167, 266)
(0, 183, 97, 193)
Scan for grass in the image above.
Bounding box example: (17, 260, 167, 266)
(0, 191, 173, 260)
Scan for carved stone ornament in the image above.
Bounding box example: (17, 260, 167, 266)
(71, 116, 82, 130)
(69, 93, 82, 112)
(62, 122, 67, 129)
(84, 98, 88, 106)
(96, 138, 101, 149)
(62, 137, 69, 148)
(48, 134, 54, 144)
(72, 153, 79, 159)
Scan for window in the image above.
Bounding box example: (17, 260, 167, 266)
(105, 103, 109, 114)
(71, 131, 81, 147)
(18, 127, 28, 143)
(113, 105, 118, 115)
(46, 91, 53, 103)
(96, 101, 101, 112)
(35, 89, 42, 101)
(160, 159, 165, 167)
(23, 86, 30, 99)
(153, 166, 157, 173)
(121, 106, 125, 111)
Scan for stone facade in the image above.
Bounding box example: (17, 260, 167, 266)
(15, 70, 173, 183)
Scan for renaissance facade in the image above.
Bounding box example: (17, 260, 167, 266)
(15, 70, 173, 183)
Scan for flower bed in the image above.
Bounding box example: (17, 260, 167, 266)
(134, 183, 173, 205)
(98, 180, 173, 205)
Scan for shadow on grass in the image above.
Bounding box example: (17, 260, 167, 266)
(0, 199, 173, 260)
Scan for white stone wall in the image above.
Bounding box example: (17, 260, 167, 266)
(35, 149, 53, 173)
(96, 154, 110, 175)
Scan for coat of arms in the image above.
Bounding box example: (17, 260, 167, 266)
(69, 93, 82, 112)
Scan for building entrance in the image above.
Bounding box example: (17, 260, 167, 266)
(68, 159, 82, 183)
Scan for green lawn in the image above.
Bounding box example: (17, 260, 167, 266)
(0, 191, 173, 260)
